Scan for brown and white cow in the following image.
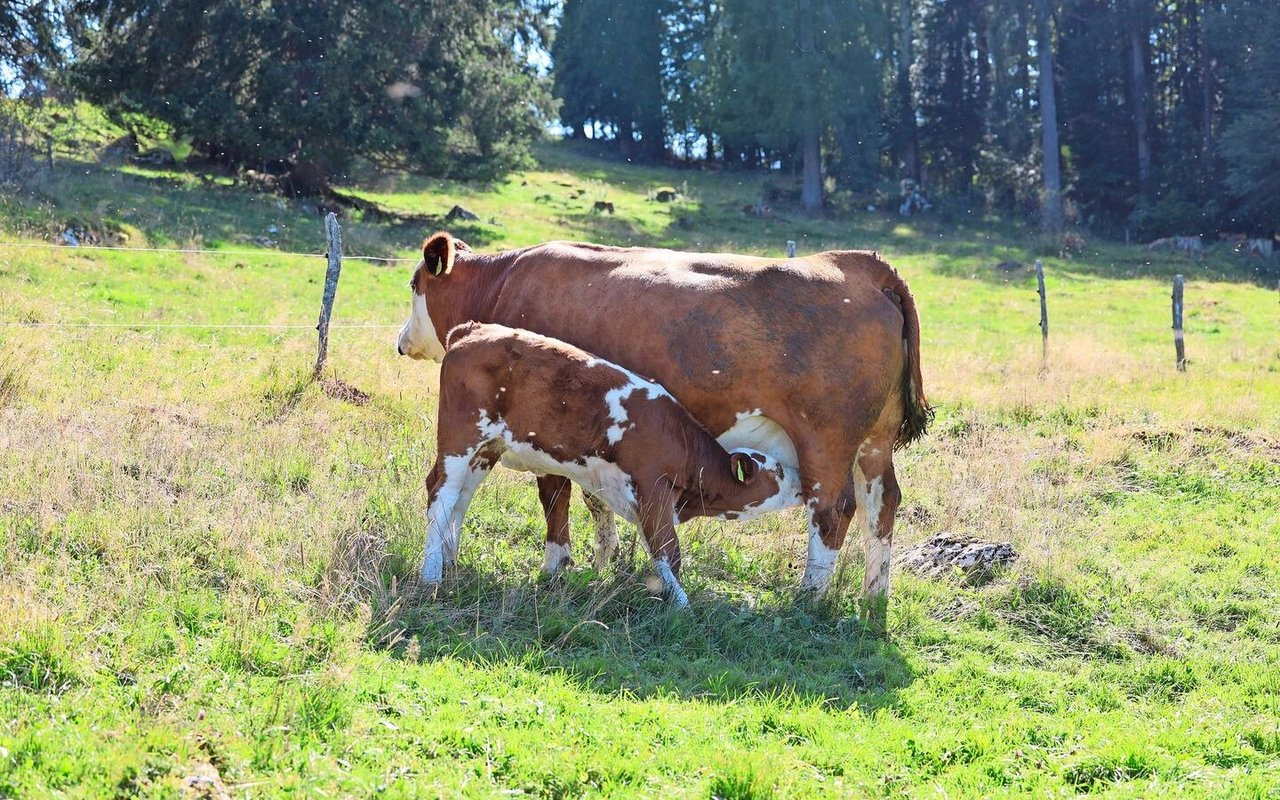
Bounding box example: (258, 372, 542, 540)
(398, 234, 930, 623)
(421, 321, 799, 605)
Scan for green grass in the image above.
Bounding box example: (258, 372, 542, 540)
(0, 139, 1277, 797)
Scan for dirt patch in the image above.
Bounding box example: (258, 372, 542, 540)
(321, 377, 371, 406)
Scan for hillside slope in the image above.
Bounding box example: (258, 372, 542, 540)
(0, 145, 1277, 797)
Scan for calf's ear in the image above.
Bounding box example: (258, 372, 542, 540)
(729, 452, 758, 484)
(422, 232, 456, 276)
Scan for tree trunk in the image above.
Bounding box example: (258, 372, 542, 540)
(1035, 0, 1063, 234)
(1200, 0, 1213, 163)
(618, 120, 635, 160)
(897, 0, 919, 180)
(799, 0, 823, 214)
(801, 126, 822, 212)
(1129, 22, 1151, 205)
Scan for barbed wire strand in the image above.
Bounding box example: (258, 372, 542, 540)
(0, 240, 416, 263)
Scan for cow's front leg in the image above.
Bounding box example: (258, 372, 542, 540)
(791, 434, 859, 597)
(798, 479, 856, 595)
(537, 475, 574, 576)
(583, 490, 620, 570)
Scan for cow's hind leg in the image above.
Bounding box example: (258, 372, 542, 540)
(583, 490, 620, 570)
(537, 475, 575, 576)
(853, 439, 902, 632)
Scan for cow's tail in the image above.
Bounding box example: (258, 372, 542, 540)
(882, 275, 932, 450)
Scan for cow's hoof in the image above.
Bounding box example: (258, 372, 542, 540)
(797, 575, 833, 597)
(539, 561, 574, 582)
(540, 542, 574, 578)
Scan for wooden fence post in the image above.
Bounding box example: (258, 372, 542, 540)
(786, 240, 797, 258)
(1036, 259, 1048, 372)
(314, 212, 342, 378)
(1172, 274, 1186, 371)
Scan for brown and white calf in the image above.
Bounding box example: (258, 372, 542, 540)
(398, 233, 930, 626)
(421, 322, 799, 605)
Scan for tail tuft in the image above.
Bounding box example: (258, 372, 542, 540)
(882, 283, 932, 450)
(896, 340, 933, 449)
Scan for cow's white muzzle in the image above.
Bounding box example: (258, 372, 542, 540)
(397, 289, 446, 361)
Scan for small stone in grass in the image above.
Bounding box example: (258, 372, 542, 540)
(901, 532, 1016, 585)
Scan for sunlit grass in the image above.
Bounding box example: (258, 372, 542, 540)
(0, 143, 1277, 796)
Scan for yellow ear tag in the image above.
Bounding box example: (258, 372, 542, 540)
(734, 459, 745, 482)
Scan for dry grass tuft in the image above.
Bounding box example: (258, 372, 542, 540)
(0, 341, 29, 407)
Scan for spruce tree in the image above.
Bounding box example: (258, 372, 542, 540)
(74, 0, 551, 187)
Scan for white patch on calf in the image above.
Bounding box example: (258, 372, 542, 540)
(724, 449, 803, 521)
(477, 410, 642, 524)
(397, 284, 445, 361)
(587, 358, 673, 446)
(421, 448, 486, 584)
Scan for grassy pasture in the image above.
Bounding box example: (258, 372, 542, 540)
(0, 142, 1278, 797)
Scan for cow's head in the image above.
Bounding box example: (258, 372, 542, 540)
(397, 232, 465, 361)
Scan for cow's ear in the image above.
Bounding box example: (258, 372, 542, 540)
(422, 232, 455, 276)
(729, 452, 758, 484)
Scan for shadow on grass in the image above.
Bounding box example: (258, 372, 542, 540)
(557, 211, 664, 248)
(356, 560, 914, 713)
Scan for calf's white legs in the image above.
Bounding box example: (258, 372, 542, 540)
(653, 558, 689, 608)
(421, 454, 489, 586)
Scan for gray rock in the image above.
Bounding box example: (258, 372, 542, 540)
(445, 204, 480, 222)
(901, 532, 1016, 584)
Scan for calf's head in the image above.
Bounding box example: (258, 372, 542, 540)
(718, 450, 793, 508)
(396, 232, 462, 361)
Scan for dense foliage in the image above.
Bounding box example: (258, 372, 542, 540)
(0, 0, 1274, 232)
(68, 0, 553, 181)
(551, 0, 1279, 235)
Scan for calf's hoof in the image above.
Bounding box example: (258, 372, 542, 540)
(420, 553, 444, 587)
(667, 586, 690, 609)
(652, 559, 690, 609)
